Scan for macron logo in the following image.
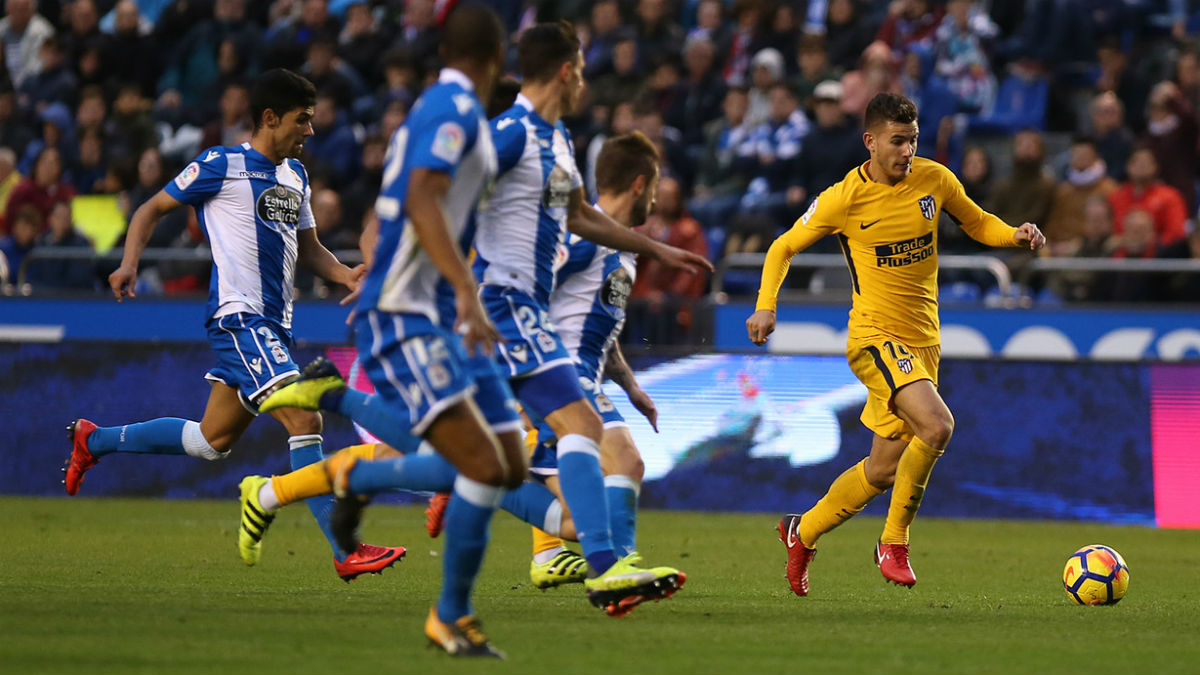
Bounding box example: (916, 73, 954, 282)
(496, 118, 517, 131)
(204, 150, 221, 162)
(250, 358, 263, 375)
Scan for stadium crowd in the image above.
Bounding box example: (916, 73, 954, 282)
(1, 0, 1199, 344)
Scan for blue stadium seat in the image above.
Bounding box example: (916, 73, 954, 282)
(967, 75, 1049, 135)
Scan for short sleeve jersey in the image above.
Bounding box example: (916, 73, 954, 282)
(472, 94, 584, 307)
(358, 68, 496, 327)
(164, 143, 315, 329)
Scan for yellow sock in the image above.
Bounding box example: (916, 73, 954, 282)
(798, 458, 884, 547)
(532, 527, 564, 558)
(880, 436, 945, 545)
(270, 443, 381, 506)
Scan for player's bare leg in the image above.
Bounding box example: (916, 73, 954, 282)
(875, 380, 953, 587)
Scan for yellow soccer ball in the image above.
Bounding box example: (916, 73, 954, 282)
(1063, 544, 1130, 606)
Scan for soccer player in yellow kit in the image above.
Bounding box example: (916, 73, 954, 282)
(746, 93, 1045, 595)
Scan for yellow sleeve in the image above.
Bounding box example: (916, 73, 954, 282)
(755, 190, 844, 312)
(942, 169, 1018, 248)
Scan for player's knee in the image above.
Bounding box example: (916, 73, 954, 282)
(281, 411, 323, 436)
(920, 412, 954, 449)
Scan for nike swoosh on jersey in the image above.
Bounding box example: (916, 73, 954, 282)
(860, 219, 881, 230)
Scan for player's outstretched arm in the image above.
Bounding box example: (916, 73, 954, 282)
(604, 342, 657, 431)
(406, 168, 499, 356)
(110, 189, 182, 301)
(297, 228, 365, 290)
(566, 188, 714, 275)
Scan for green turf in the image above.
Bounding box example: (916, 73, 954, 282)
(1, 497, 1197, 675)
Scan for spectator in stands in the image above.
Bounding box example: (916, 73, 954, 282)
(28, 200, 95, 290)
(632, 102, 690, 188)
(985, 129, 1055, 234)
(824, 0, 877, 72)
(628, 175, 709, 344)
(372, 48, 418, 116)
(933, 0, 997, 113)
(792, 34, 838, 114)
(105, 83, 157, 164)
(341, 132, 384, 236)
(592, 35, 645, 109)
(668, 33, 725, 146)
(301, 36, 361, 111)
(0, 146, 18, 225)
(690, 86, 751, 233)
(763, 2, 800, 70)
(1090, 90, 1133, 181)
(738, 82, 809, 225)
(584, 0, 624, 81)
(586, 101, 636, 199)
(1159, 223, 1200, 302)
(1049, 195, 1117, 302)
(108, 0, 159, 98)
(840, 41, 901, 119)
(125, 146, 163, 218)
(1174, 46, 1200, 114)
(939, 144, 993, 255)
(201, 81, 253, 149)
(158, 0, 262, 117)
(645, 56, 684, 121)
(723, 0, 766, 86)
(265, 0, 339, 70)
(311, 186, 356, 250)
(338, 1, 389, 84)
(1108, 145, 1187, 248)
(689, 0, 729, 60)
(876, 0, 943, 52)
(390, 0, 439, 72)
(1143, 80, 1198, 212)
(73, 126, 107, 195)
(1097, 38, 1151, 133)
(303, 91, 359, 187)
(75, 86, 106, 135)
(18, 102, 74, 178)
(636, 0, 684, 59)
(798, 80, 864, 202)
(959, 144, 992, 203)
(1100, 207, 1162, 302)
(0, 0, 55, 89)
(0, 85, 33, 158)
(19, 36, 78, 114)
(5, 145, 73, 233)
(746, 47, 785, 129)
(1044, 136, 1119, 256)
(0, 203, 38, 281)
(62, 0, 111, 78)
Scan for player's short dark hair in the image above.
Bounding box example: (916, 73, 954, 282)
(864, 93, 918, 131)
(441, 4, 506, 64)
(250, 69, 317, 131)
(517, 21, 581, 83)
(487, 76, 522, 118)
(595, 130, 660, 195)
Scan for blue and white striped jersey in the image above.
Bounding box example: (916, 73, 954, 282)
(358, 68, 496, 326)
(164, 142, 315, 329)
(550, 230, 636, 383)
(473, 94, 583, 307)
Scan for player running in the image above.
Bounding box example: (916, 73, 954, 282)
(471, 21, 709, 614)
(255, 6, 526, 657)
(62, 68, 403, 582)
(747, 93, 1045, 595)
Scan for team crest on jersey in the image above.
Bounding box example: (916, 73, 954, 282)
(270, 344, 288, 364)
(896, 357, 913, 374)
(543, 164, 572, 209)
(602, 266, 632, 311)
(536, 331, 557, 353)
(552, 242, 570, 272)
(256, 185, 301, 231)
(174, 162, 200, 190)
(918, 195, 936, 221)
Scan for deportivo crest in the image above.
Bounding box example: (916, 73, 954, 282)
(918, 195, 936, 221)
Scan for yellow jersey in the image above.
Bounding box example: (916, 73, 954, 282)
(756, 157, 1019, 347)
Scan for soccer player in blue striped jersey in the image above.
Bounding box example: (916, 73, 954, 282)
(472, 22, 709, 614)
(62, 69, 404, 582)
(257, 5, 525, 658)
(524, 132, 667, 603)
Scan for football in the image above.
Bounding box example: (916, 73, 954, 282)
(1063, 544, 1130, 605)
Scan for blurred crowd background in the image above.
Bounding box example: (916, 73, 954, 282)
(1, 0, 1199, 345)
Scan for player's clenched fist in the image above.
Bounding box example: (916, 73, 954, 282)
(1014, 222, 1046, 251)
(746, 309, 776, 346)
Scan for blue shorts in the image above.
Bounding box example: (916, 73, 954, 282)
(531, 366, 627, 475)
(480, 284, 573, 378)
(206, 313, 299, 413)
(464, 353, 523, 433)
(355, 309, 477, 436)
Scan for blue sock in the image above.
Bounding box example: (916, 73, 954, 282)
(500, 482, 559, 531)
(436, 475, 502, 623)
(87, 418, 189, 458)
(325, 388, 422, 454)
(288, 435, 345, 560)
(605, 475, 640, 557)
(346, 453, 458, 495)
(555, 434, 618, 574)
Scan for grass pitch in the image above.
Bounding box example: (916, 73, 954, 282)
(2, 497, 1198, 675)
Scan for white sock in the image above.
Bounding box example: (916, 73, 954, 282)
(542, 498, 564, 536)
(257, 481, 280, 512)
(181, 421, 225, 461)
(533, 546, 565, 565)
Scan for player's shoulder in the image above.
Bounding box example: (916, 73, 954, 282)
(283, 157, 309, 188)
(192, 144, 240, 167)
(491, 103, 530, 134)
(910, 157, 957, 189)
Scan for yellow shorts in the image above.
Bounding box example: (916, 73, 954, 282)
(846, 336, 940, 440)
